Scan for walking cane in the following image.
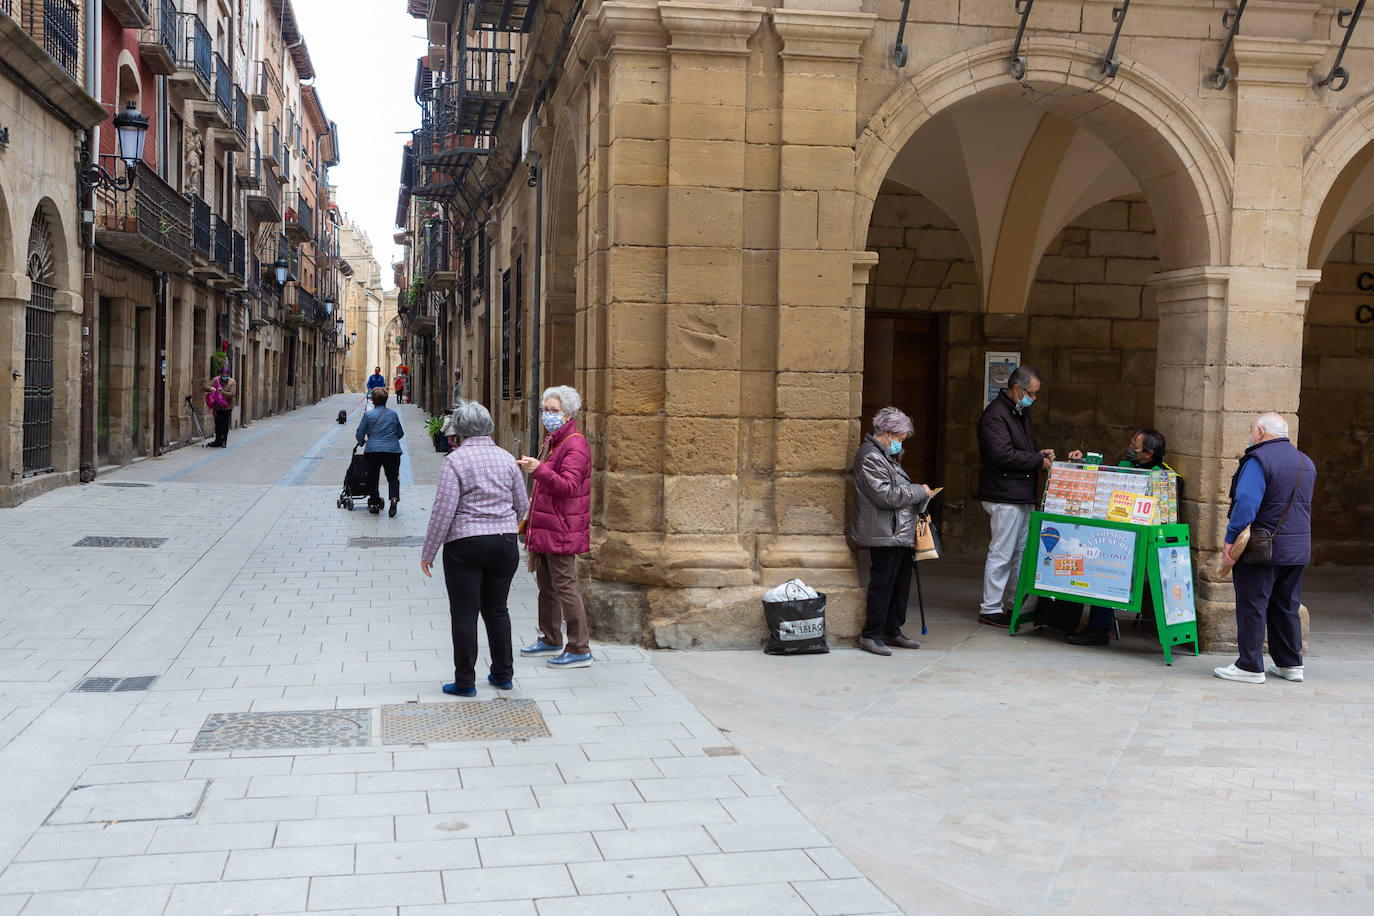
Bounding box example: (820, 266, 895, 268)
(913, 559, 927, 635)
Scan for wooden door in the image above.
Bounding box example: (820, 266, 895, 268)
(861, 312, 942, 486)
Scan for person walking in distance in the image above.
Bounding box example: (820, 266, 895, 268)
(366, 366, 386, 407)
(517, 386, 593, 669)
(356, 387, 405, 517)
(394, 371, 405, 406)
(976, 365, 1056, 627)
(421, 401, 527, 697)
(204, 362, 237, 448)
(452, 369, 463, 407)
(1216, 412, 1316, 683)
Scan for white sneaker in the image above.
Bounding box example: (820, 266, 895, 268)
(1265, 663, 1304, 682)
(1213, 663, 1265, 683)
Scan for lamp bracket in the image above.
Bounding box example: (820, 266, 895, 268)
(1096, 0, 1132, 79)
(1009, 0, 1036, 81)
(1318, 0, 1366, 91)
(1208, 0, 1249, 90)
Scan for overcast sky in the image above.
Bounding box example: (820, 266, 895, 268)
(293, 0, 421, 290)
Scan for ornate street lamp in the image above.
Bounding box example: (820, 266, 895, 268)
(274, 256, 290, 286)
(80, 101, 150, 193)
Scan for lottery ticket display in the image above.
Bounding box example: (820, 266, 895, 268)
(1042, 462, 1179, 525)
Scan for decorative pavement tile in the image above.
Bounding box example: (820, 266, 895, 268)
(191, 709, 372, 752)
(381, 700, 550, 744)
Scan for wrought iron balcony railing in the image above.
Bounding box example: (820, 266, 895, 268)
(138, 0, 178, 75)
(172, 11, 211, 88)
(232, 230, 246, 284)
(26, 0, 81, 81)
(213, 51, 232, 120)
(190, 194, 212, 258)
(213, 215, 232, 272)
(93, 157, 191, 270)
(234, 86, 248, 139)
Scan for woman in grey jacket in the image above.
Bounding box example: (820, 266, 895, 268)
(357, 387, 405, 516)
(851, 407, 933, 656)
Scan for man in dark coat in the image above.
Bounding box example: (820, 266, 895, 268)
(976, 366, 1056, 627)
(1217, 412, 1316, 683)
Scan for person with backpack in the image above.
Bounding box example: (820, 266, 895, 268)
(204, 363, 237, 448)
(356, 387, 405, 517)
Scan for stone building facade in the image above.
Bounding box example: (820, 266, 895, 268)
(397, 0, 1374, 650)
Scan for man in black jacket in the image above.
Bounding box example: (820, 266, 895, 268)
(977, 366, 1056, 626)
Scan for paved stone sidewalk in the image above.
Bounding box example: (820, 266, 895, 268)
(0, 394, 897, 916)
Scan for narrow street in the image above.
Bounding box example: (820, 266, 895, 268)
(2, 396, 1374, 913)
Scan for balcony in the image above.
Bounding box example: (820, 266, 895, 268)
(261, 126, 283, 179)
(419, 221, 457, 291)
(237, 140, 261, 189)
(472, 0, 537, 32)
(246, 162, 282, 223)
(25, 0, 81, 81)
(169, 11, 212, 101)
(105, 0, 151, 30)
(284, 194, 313, 245)
(93, 158, 191, 272)
(230, 230, 247, 291)
(213, 215, 232, 273)
(416, 47, 514, 170)
(193, 51, 237, 137)
(234, 87, 248, 142)
(138, 0, 177, 75)
(250, 60, 280, 113)
(190, 194, 212, 260)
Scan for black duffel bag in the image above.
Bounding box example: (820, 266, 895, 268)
(763, 594, 829, 655)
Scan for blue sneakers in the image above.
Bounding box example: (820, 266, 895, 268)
(487, 673, 514, 690)
(442, 683, 477, 698)
(547, 651, 593, 669)
(520, 639, 562, 657)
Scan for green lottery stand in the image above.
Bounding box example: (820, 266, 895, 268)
(1007, 461, 1200, 664)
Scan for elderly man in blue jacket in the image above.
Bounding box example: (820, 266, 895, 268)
(366, 366, 386, 407)
(1217, 412, 1316, 683)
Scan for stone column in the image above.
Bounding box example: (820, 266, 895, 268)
(1153, 37, 1322, 649)
(763, 1, 875, 635)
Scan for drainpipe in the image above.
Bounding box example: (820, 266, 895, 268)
(79, 0, 104, 481)
(529, 153, 543, 457)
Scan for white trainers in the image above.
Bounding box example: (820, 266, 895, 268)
(1265, 663, 1304, 682)
(1213, 663, 1265, 683)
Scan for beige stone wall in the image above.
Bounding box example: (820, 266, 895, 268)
(1303, 218, 1374, 564)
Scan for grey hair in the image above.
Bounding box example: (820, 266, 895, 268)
(872, 406, 914, 438)
(542, 385, 581, 417)
(1008, 366, 1041, 389)
(1255, 412, 1289, 439)
(453, 401, 495, 438)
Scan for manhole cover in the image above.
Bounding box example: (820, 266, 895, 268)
(47, 780, 209, 825)
(381, 700, 550, 744)
(99, 482, 153, 488)
(73, 537, 168, 548)
(348, 536, 425, 548)
(192, 709, 372, 752)
(74, 676, 159, 693)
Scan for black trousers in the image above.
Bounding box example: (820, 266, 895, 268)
(442, 534, 519, 688)
(864, 546, 914, 641)
(364, 452, 401, 506)
(213, 408, 231, 446)
(1233, 563, 1304, 673)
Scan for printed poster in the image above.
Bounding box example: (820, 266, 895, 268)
(984, 351, 1021, 405)
(1032, 520, 1138, 604)
(1156, 545, 1197, 625)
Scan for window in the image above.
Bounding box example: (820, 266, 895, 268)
(500, 269, 511, 400)
(513, 256, 523, 398)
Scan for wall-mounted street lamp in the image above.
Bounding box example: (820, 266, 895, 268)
(79, 102, 150, 194)
(274, 256, 290, 286)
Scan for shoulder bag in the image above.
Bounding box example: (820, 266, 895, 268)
(1237, 462, 1304, 566)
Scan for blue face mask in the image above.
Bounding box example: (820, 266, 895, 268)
(887, 439, 903, 457)
(1018, 394, 1033, 409)
(541, 411, 565, 433)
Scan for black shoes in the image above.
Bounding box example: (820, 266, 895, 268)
(885, 633, 921, 650)
(388, 497, 398, 518)
(978, 612, 1012, 628)
(1065, 626, 1109, 646)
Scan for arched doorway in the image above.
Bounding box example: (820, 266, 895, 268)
(23, 210, 58, 477)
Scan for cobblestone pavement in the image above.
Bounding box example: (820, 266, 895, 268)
(4, 394, 1373, 914)
(0, 395, 897, 916)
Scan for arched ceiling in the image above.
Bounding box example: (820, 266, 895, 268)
(881, 97, 1140, 312)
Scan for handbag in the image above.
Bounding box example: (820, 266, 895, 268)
(914, 513, 942, 561)
(205, 380, 227, 411)
(1236, 462, 1303, 566)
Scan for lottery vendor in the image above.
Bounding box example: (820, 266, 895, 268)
(1059, 427, 1171, 646)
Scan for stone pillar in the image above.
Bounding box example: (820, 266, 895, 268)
(0, 273, 31, 497)
(1153, 37, 1322, 650)
(763, 2, 875, 636)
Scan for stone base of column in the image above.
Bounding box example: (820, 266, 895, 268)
(1195, 576, 1310, 655)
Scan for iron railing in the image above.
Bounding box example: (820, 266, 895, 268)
(259, 164, 282, 213)
(190, 195, 211, 258)
(151, 0, 176, 60)
(172, 11, 211, 88)
(95, 156, 191, 264)
(1, 0, 15, 17)
(213, 51, 232, 120)
(29, 0, 81, 80)
(234, 86, 248, 139)
(297, 194, 314, 238)
(232, 230, 246, 283)
(419, 221, 450, 278)
(213, 215, 232, 271)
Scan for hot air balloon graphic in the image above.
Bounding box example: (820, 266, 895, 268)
(1040, 527, 1061, 554)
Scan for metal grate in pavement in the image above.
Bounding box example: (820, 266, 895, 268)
(99, 482, 153, 488)
(382, 700, 550, 744)
(73, 536, 168, 548)
(74, 676, 159, 693)
(191, 709, 372, 752)
(348, 536, 425, 548)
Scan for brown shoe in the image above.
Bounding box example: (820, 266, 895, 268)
(978, 612, 1012, 628)
(858, 637, 892, 656)
(885, 634, 920, 649)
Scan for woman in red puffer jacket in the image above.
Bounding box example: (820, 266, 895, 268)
(516, 385, 593, 669)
